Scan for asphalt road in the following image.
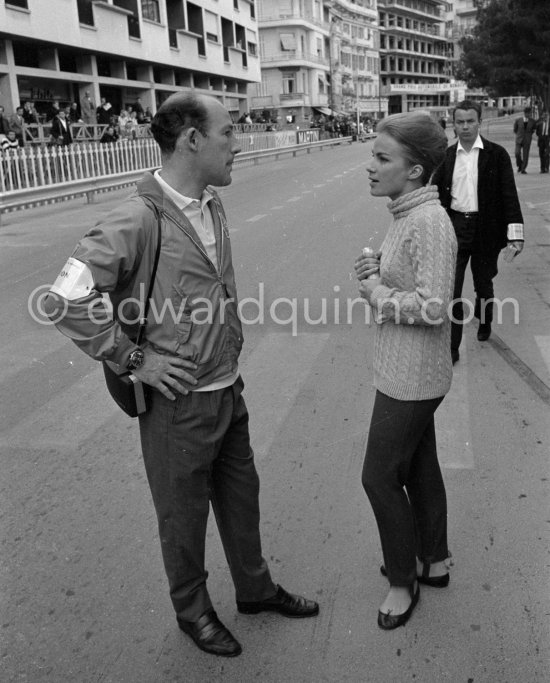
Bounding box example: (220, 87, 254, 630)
(1, 125, 549, 682)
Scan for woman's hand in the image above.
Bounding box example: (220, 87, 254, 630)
(359, 276, 382, 301)
(354, 250, 381, 281)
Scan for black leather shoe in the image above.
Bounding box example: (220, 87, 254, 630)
(377, 583, 420, 630)
(477, 323, 491, 341)
(237, 584, 319, 618)
(451, 349, 459, 365)
(177, 609, 242, 657)
(380, 564, 449, 588)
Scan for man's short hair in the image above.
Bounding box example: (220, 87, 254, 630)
(453, 100, 482, 121)
(524, 107, 532, 115)
(151, 93, 209, 155)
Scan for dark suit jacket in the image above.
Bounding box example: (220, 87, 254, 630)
(433, 137, 523, 253)
(50, 116, 73, 145)
(536, 119, 549, 146)
(513, 116, 536, 143)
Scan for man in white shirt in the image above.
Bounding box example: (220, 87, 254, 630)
(434, 100, 524, 364)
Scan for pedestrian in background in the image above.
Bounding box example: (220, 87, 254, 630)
(0, 130, 20, 151)
(0, 105, 10, 135)
(96, 97, 112, 125)
(513, 106, 536, 173)
(49, 109, 73, 146)
(44, 92, 319, 658)
(22, 101, 40, 125)
(8, 106, 25, 146)
(433, 100, 524, 364)
(536, 111, 549, 174)
(80, 90, 96, 124)
(354, 112, 456, 630)
(99, 125, 118, 144)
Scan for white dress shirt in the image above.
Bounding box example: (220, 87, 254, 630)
(451, 135, 524, 241)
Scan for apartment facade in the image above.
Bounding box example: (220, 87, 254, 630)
(254, 0, 384, 126)
(328, 0, 382, 117)
(0, 0, 260, 119)
(253, 0, 331, 124)
(378, 0, 453, 116)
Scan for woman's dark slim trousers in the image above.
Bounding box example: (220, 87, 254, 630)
(362, 390, 449, 586)
(138, 376, 275, 622)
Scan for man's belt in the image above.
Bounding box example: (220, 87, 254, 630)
(449, 209, 479, 219)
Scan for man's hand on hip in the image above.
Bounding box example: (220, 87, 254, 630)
(133, 349, 198, 400)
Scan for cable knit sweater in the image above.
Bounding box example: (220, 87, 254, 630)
(367, 185, 458, 401)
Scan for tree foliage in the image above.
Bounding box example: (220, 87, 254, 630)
(457, 0, 550, 109)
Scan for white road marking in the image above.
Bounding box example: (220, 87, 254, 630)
(246, 214, 268, 222)
(287, 196, 301, 202)
(270, 205, 285, 210)
(241, 332, 330, 460)
(437, 345, 475, 469)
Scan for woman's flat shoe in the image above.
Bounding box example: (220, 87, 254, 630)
(377, 583, 420, 630)
(380, 564, 449, 588)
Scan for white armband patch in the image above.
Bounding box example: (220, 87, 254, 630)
(50, 257, 95, 301)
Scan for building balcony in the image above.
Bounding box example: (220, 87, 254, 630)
(258, 13, 330, 34)
(378, 0, 445, 21)
(381, 48, 449, 60)
(327, 0, 378, 22)
(379, 25, 445, 40)
(261, 51, 330, 68)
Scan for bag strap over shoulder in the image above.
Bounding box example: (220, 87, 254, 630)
(136, 199, 163, 346)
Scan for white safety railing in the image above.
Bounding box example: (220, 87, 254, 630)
(0, 138, 162, 194)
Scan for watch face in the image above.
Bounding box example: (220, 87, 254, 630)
(127, 349, 144, 370)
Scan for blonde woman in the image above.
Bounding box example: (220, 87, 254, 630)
(354, 112, 457, 629)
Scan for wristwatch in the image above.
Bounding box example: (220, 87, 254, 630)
(126, 348, 145, 371)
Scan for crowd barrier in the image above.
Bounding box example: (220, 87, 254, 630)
(0, 134, 363, 223)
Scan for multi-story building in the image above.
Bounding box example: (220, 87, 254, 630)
(378, 0, 453, 116)
(253, 0, 332, 125)
(327, 0, 383, 119)
(255, 0, 384, 126)
(0, 0, 260, 119)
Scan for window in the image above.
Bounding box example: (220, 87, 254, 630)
(141, 0, 160, 23)
(77, 0, 94, 25)
(282, 72, 296, 94)
(204, 11, 219, 42)
(280, 33, 296, 51)
(5, 0, 28, 8)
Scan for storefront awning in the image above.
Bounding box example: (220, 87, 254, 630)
(314, 106, 332, 116)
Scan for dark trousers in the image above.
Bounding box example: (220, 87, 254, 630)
(515, 139, 532, 172)
(138, 375, 275, 622)
(539, 140, 549, 172)
(362, 391, 448, 586)
(450, 213, 499, 353)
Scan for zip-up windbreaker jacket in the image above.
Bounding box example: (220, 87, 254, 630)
(45, 172, 243, 388)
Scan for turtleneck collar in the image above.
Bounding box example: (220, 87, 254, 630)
(387, 185, 440, 220)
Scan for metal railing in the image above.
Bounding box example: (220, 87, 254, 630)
(0, 134, 371, 223)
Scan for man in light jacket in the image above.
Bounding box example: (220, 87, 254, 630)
(44, 93, 319, 658)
